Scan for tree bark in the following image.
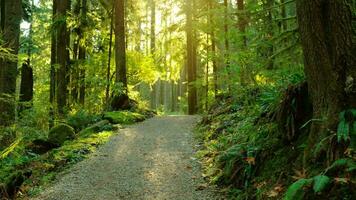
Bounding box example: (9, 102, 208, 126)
(186, 0, 197, 115)
(49, 0, 58, 127)
(297, 0, 356, 161)
(208, 0, 218, 98)
(56, 0, 71, 116)
(78, 0, 87, 105)
(106, 2, 114, 110)
(224, 0, 231, 90)
(19, 60, 33, 112)
(149, 0, 157, 109)
(115, 0, 127, 92)
(0, 0, 22, 126)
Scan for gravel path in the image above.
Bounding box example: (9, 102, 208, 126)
(33, 116, 223, 200)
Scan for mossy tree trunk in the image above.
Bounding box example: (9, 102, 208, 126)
(0, 0, 22, 126)
(297, 0, 356, 161)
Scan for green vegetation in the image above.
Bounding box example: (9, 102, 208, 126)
(0, 0, 354, 199)
(196, 76, 356, 199)
(104, 111, 145, 124)
(0, 110, 149, 199)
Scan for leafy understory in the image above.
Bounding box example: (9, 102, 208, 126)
(196, 75, 356, 200)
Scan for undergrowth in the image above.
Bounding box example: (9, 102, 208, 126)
(196, 73, 356, 200)
(0, 109, 152, 199)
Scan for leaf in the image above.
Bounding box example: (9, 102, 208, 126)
(245, 157, 256, 165)
(337, 121, 349, 142)
(284, 178, 313, 200)
(325, 159, 348, 173)
(313, 175, 330, 193)
(334, 177, 349, 184)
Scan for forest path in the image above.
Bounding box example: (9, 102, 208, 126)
(33, 116, 222, 200)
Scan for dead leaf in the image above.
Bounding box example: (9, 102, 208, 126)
(334, 177, 349, 184)
(267, 190, 279, 197)
(292, 168, 307, 180)
(245, 157, 256, 165)
(254, 181, 267, 189)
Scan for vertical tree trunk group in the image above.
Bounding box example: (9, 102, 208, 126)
(0, 0, 22, 126)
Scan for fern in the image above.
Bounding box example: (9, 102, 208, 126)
(284, 178, 313, 200)
(337, 120, 349, 142)
(313, 175, 330, 193)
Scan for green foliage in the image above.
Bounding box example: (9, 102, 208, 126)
(284, 178, 313, 200)
(312, 175, 330, 193)
(337, 109, 356, 143)
(103, 111, 145, 125)
(66, 110, 100, 132)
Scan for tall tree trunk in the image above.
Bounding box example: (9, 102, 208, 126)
(115, 0, 127, 91)
(106, 2, 114, 110)
(0, 0, 22, 126)
(208, 0, 218, 98)
(78, 0, 87, 105)
(297, 0, 356, 161)
(56, 0, 71, 116)
(265, 0, 274, 70)
(186, 0, 197, 115)
(111, 0, 129, 110)
(50, 0, 58, 127)
(71, 0, 81, 104)
(237, 0, 247, 46)
(149, 0, 156, 109)
(224, 0, 231, 91)
(280, 0, 287, 31)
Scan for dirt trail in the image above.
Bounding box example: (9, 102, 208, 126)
(33, 116, 222, 200)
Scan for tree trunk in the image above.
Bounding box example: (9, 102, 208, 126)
(19, 61, 33, 113)
(208, 0, 218, 98)
(111, 0, 129, 110)
(115, 0, 127, 92)
(297, 0, 356, 161)
(0, 0, 22, 126)
(78, 0, 87, 105)
(149, 0, 156, 109)
(50, 0, 58, 127)
(56, 0, 71, 116)
(71, 0, 81, 104)
(265, 0, 274, 70)
(224, 0, 231, 90)
(186, 0, 197, 115)
(106, 2, 114, 110)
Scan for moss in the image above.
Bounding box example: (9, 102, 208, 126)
(48, 124, 76, 146)
(103, 111, 145, 124)
(78, 120, 115, 137)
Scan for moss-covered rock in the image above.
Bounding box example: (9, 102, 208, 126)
(48, 124, 76, 146)
(78, 120, 116, 137)
(103, 111, 145, 124)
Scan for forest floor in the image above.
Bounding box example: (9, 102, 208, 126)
(32, 116, 223, 200)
